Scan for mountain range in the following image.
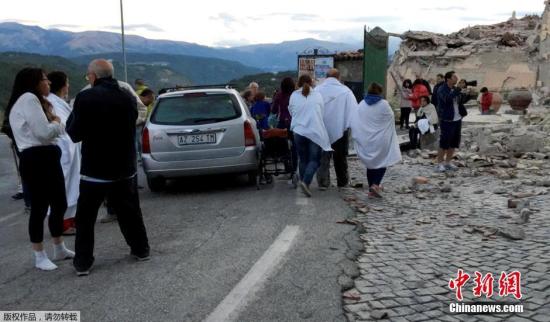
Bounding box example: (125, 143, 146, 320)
(0, 22, 362, 71)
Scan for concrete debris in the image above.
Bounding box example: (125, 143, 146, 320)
(389, 15, 541, 96)
(388, 4, 550, 107)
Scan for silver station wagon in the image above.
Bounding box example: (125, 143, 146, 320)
(141, 86, 261, 191)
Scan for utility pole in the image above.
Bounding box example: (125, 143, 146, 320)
(120, 0, 128, 82)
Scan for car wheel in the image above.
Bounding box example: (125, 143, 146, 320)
(147, 177, 165, 192)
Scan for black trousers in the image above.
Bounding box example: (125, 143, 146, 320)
(73, 177, 149, 270)
(366, 168, 386, 188)
(20, 145, 67, 243)
(317, 130, 349, 188)
(400, 107, 411, 128)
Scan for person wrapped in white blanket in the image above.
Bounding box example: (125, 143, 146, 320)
(314, 69, 358, 190)
(47, 71, 81, 235)
(351, 82, 401, 198)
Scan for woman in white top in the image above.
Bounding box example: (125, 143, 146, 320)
(351, 82, 402, 198)
(288, 74, 331, 197)
(47, 71, 81, 235)
(6, 68, 74, 271)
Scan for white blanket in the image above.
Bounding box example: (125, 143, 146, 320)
(351, 99, 402, 169)
(289, 89, 332, 151)
(315, 78, 358, 144)
(48, 94, 81, 219)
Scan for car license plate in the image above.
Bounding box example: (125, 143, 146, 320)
(178, 133, 216, 145)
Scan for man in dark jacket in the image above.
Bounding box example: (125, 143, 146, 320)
(436, 71, 465, 173)
(67, 59, 150, 276)
(431, 74, 445, 112)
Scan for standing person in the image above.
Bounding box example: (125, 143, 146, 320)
(271, 77, 298, 175)
(271, 77, 295, 130)
(241, 90, 254, 109)
(47, 71, 81, 235)
(410, 79, 430, 119)
(351, 83, 401, 198)
(67, 59, 150, 276)
(7, 68, 74, 270)
(79, 79, 147, 223)
(431, 74, 445, 111)
(139, 88, 156, 117)
(248, 82, 259, 98)
(399, 79, 413, 129)
(315, 69, 357, 190)
(289, 74, 331, 197)
(134, 79, 147, 96)
(436, 71, 466, 172)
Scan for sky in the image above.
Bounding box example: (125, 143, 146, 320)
(0, 0, 545, 47)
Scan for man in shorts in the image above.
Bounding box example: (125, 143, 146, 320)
(436, 71, 464, 172)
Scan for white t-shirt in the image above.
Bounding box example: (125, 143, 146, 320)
(452, 97, 462, 122)
(9, 92, 64, 151)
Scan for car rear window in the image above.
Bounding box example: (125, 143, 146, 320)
(151, 93, 242, 125)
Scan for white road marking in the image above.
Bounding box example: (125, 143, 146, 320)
(204, 225, 300, 322)
(0, 211, 22, 225)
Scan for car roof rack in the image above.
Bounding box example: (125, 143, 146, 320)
(159, 84, 235, 94)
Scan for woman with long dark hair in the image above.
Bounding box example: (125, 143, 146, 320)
(288, 75, 331, 197)
(7, 67, 73, 270)
(271, 77, 298, 175)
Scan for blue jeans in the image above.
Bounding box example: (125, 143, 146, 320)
(294, 134, 323, 185)
(366, 168, 386, 188)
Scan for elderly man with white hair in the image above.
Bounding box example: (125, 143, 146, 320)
(67, 59, 150, 276)
(315, 68, 358, 189)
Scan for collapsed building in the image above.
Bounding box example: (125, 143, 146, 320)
(336, 3, 550, 107)
(387, 14, 540, 95)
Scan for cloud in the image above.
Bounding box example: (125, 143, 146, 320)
(0, 19, 39, 25)
(247, 12, 321, 22)
(344, 16, 401, 23)
(300, 28, 363, 45)
(213, 38, 252, 47)
(103, 23, 164, 32)
(458, 16, 499, 23)
(48, 24, 82, 29)
(209, 13, 242, 29)
(421, 6, 467, 11)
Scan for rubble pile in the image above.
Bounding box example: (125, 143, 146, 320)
(388, 14, 544, 100)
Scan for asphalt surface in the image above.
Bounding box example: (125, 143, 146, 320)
(0, 134, 359, 322)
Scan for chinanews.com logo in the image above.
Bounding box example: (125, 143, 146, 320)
(447, 270, 524, 314)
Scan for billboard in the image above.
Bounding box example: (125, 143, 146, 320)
(298, 55, 334, 83)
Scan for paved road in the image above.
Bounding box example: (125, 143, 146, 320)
(342, 155, 550, 322)
(0, 135, 360, 322)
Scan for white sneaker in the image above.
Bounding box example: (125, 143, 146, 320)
(53, 244, 75, 261)
(436, 164, 447, 173)
(34, 251, 58, 271)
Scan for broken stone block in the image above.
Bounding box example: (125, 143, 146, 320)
(412, 176, 429, 184)
(498, 227, 526, 240)
(518, 208, 532, 224)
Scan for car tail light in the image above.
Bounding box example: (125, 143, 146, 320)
(142, 127, 151, 154)
(244, 121, 256, 147)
